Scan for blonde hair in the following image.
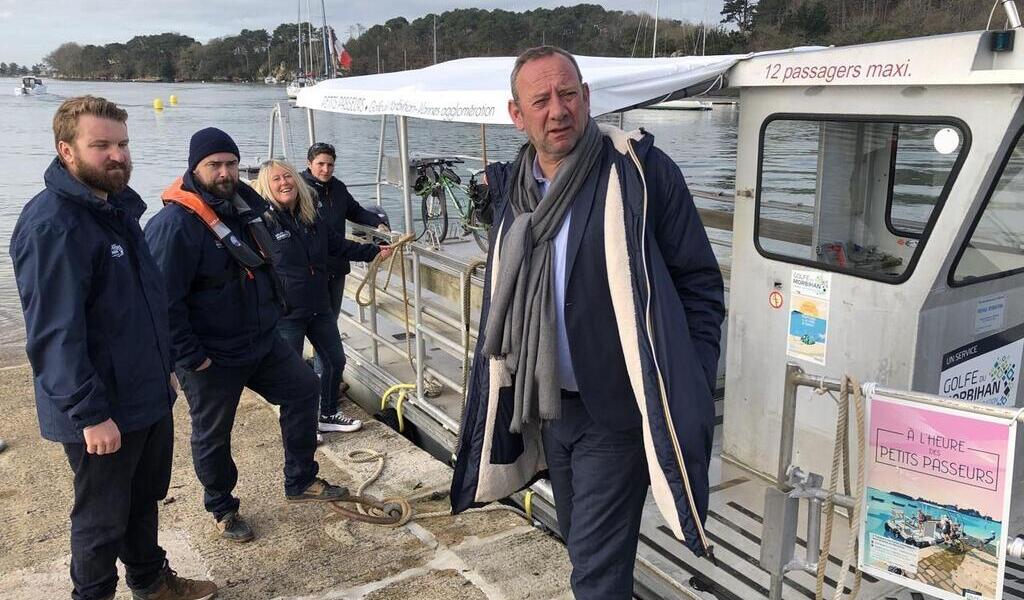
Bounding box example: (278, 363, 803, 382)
(253, 159, 318, 226)
(53, 95, 128, 150)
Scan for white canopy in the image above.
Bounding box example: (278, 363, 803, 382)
(296, 54, 758, 125)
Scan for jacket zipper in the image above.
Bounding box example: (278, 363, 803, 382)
(625, 141, 713, 555)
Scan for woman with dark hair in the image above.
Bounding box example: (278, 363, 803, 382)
(302, 142, 389, 397)
(253, 159, 391, 436)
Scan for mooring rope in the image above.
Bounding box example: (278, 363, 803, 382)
(354, 233, 443, 397)
(814, 375, 866, 600)
(328, 447, 526, 526)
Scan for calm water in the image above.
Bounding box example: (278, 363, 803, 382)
(0, 77, 740, 347)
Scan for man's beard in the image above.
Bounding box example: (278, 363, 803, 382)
(198, 176, 238, 200)
(73, 156, 132, 196)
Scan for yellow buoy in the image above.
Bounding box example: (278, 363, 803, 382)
(152, 98, 164, 111)
(169, 95, 178, 105)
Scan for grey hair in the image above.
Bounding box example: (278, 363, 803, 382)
(510, 46, 583, 103)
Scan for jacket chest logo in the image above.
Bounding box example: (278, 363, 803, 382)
(274, 230, 292, 241)
(110, 243, 125, 258)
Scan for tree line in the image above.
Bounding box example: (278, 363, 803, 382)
(722, 0, 994, 49)
(1, 63, 45, 77)
(37, 0, 997, 81)
(42, 26, 318, 82)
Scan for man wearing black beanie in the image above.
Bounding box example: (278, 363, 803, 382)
(144, 127, 348, 544)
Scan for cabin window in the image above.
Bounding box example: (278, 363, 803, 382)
(952, 129, 1024, 285)
(756, 116, 967, 283)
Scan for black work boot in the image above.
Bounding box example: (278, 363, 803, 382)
(286, 477, 348, 503)
(215, 511, 254, 543)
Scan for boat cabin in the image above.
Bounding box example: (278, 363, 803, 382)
(725, 28, 1024, 484)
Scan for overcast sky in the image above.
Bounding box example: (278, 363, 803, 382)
(1, 0, 725, 66)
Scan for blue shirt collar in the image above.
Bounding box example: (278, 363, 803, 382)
(532, 155, 549, 186)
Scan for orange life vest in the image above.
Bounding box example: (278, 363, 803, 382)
(161, 177, 265, 270)
(161, 177, 288, 310)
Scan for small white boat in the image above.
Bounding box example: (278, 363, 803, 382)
(14, 76, 47, 96)
(286, 77, 313, 99)
(647, 99, 713, 111)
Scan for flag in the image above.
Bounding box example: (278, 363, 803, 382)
(339, 46, 353, 71)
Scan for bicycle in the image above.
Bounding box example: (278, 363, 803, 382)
(411, 157, 491, 252)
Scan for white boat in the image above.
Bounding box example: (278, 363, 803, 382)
(286, 77, 315, 99)
(647, 98, 713, 110)
(14, 76, 46, 96)
(294, 12, 1024, 597)
(264, 75, 279, 85)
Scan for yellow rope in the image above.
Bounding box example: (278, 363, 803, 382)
(380, 384, 415, 433)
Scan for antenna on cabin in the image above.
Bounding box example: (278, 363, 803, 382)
(1003, 0, 1023, 28)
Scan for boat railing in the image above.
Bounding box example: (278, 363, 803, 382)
(266, 103, 290, 162)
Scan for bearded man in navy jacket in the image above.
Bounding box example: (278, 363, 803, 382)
(144, 128, 350, 545)
(11, 96, 216, 600)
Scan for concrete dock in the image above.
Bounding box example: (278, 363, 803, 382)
(0, 364, 573, 600)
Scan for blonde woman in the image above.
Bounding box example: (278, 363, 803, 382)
(253, 159, 391, 435)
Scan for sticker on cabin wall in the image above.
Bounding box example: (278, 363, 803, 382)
(860, 393, 1016, 600)
(786, 270, 830, 365)
(769, 290, 784, 309)
(939, 323, 1024, 407)
(974, 295, 1007, 335)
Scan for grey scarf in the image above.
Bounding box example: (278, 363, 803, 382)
(482, 118, 604, 433)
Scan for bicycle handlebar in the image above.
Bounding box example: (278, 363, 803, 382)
(410, 156, 465, 169)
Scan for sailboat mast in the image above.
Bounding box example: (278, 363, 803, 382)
(297, 0, 303, 76)
(320, 0, 332, 78)
(652, 0, 659, 58)
(306, 0, 316, 77)
(702, 0, 709, 55)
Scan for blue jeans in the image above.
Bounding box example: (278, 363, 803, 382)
(277, 312, 345, 417)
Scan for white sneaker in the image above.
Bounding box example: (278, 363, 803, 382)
(318, 412, 362, 433)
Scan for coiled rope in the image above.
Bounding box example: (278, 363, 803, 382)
(328, 447, 526, 526)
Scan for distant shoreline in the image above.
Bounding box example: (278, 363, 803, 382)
(37, 76, 281, 85)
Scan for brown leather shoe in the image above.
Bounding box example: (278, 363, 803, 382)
(286, 477, 348, 503)
(131, 564, 217, 599)
(215, 510, 254, 543)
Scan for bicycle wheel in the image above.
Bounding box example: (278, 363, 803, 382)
(420, 189, 448, 243)
(469, 210, 489, 253)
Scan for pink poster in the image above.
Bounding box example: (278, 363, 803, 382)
(860, 394, 1016, 600)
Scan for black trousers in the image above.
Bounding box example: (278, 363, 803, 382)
(176, 334, 320, 519)
(542, 393, 650, 600)
(321, 274, 349, 392)
(63, 413, 173, 600)
(328, 274, 346, 318)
